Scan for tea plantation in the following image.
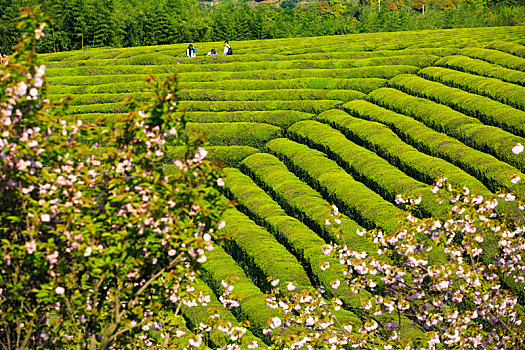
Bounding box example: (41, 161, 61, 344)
(40, 26, 525, 343)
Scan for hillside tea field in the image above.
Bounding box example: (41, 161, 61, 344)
(41, 26, 525, 343)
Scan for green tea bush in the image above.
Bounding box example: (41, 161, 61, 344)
(45, 55, 437, 77)
(181, 279, 262, 348)
(222, 168, 366, 308)
(221, 169, 414, 332)
(45, 65, 419, 86)
(265, 138, 405, 234)
(419, 66, 525, 110)
(367, 87, 525, 172)
(179, 100, 344, 114)
(199, 243, 279, 340)
(435, 55, 525, 86)
(316, 109, 493, 196)
(47, 78, 384, 95)
(389, 74, 525, 136)
(287, 120, 446, 218)
(183, 122, 282, 149)
(186, 110, 314, 128)
(239, 153, 365, 247)
(343, 100, 525, 198)
(177, 89, 364, 103)
(486, 40, 525, 58)
(219, 207, 312, 292)
(459, 47, 525, 71)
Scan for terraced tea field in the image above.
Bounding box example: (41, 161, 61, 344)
(41, 26, 525, 345)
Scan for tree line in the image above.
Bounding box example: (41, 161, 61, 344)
(0, 0, 523, 54)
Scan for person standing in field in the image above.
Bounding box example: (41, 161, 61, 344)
(186, 44, 196, 57)
(223, 41, 232, 55)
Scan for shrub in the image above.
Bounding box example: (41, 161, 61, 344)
(486, 40, 525, 58)
(343, 100, 525, 199)
(459, 47, 525, 71)
(388, 74, 525, 136)
(0, 10, 233, 348)
(186, 110, 314, 128)
(367, 87, 525, 172)
(265, 138, 406, 235)
(435, 55, 525, 86)
(287, 120, 446, 218)
(164, 146, 259, 168)
(418, 66, 525, 111)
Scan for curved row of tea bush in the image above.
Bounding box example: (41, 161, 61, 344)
(182, 279, 263, 348)
(70, 100, 344, 115)
(316, 109, 494, 196)
(265, 138, 405, 233)
(434, 55, 525, 86)
(201, 243, 278, 341)
(388, 74, 525, 136)
(185, 111, 314, 129)
(459, 47, 525, 71)
(52, 89, 362, 106)
(239, 153, 365, 247)
(177, 89, 365, 103)
(46, 65, 420, 86)
(164, 146, 259, 168)
(222, 168, 368, 309)
(49, 78, 386, 95)
(219, 207, 312, 292)
(45, 47, 457, 69)
(418, 66, 525, 110)
(179, 100, 345, 114)
(486, 40, 525, 58)
(184, 123, 281, 149)
(76, 111, 313, 129)
(286, 120, 446, 218)
(45, 55, 438, 77)
(221, 168, 424, 339)
(367, 88, 525, 172)
(265, 138, 448, 266)
(343, 100, 525, 198)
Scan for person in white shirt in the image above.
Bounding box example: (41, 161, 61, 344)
(223, 41, 231, 55)
(186, 44, 196, 58)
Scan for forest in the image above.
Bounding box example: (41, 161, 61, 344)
(0, 0, 523, 54)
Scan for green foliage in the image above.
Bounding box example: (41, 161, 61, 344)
(199, 243, 279, 340)
(265, 138, 406, 233)
(316, 108, 494, 195)
(0, 9, 229, 348)
(367, 87, 525, 172)
(487, 39, 525, 57)
(287, 119, 447, 218)
(165, 145, 259, 168)
(44, 65, 420, 86)
(185, 122, 282, 148)
(343, 100, 525, 198)
(459, 46, 525, 70)
(388, 73, 525, 136)
(418, 66, 525, 110)
(435, 55, 525, 86)
(239, 153, 365, 246)
(220, 206, 312, 292)
(222, 167, 368, 311)
(185, 110, 314, 128)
